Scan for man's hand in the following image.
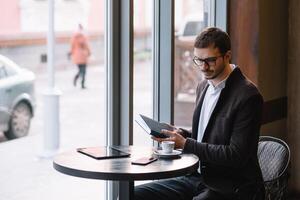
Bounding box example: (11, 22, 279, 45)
(152, 128, 187, 149)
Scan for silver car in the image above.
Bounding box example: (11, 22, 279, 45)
(0, 55, 35, 139)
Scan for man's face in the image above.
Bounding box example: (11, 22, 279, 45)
(193, 46, 229, 80)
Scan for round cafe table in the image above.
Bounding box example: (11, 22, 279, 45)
(53, 146, 199, 200)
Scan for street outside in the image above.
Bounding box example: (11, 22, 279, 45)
(0, 64, 106, 146)
(0, 61, 154, 146)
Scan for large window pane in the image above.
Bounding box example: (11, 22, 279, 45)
(0, 0, 106, 199)
(133, 0, 153, 146)
(174, 0, 210, 128)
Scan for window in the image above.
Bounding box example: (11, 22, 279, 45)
(0, 0, 106, 199)
(133, 0, 154, 146)
(174, 0, 211, 128)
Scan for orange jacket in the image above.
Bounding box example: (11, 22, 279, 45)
(70, 32, 91, 64)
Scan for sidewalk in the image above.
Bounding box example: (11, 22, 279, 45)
(0, 134, 105, 200)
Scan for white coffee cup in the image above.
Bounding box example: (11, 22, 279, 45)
(161, 141, 175, 154)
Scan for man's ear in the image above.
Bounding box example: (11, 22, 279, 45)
(224, 50, 232, 61)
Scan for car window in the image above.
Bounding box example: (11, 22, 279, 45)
(4, 64, 18, 77)
(0, 56, 21, 77)
(183, 21, 204, 36)
(0, 65, 7, 79)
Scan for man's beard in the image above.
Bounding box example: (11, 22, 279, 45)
(203, 64, 226, 80)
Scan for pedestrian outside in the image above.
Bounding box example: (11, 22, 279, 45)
(70, 24, 91, 89)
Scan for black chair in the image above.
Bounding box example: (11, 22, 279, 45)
(236, 136, 290, 200)
(258, 136, 290, 200)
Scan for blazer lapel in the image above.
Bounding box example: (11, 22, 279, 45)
(192, 83, 209, 139)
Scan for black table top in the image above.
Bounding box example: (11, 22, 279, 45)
(53, 146, 199, 181)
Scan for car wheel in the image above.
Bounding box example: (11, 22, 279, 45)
(4, 102, 32, 139)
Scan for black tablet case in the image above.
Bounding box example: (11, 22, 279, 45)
(135, 114, 174, 138)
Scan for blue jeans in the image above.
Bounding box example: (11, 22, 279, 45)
(134, 173, 231, 200)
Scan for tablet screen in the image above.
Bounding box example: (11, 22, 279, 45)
(77, 146, 130, 160)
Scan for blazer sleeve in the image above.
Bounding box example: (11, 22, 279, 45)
(183, 93, 263, 168)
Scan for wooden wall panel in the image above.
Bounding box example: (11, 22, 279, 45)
(228, 0, 259, 84)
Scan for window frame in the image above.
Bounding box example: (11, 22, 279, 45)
(105, 0, 134, 199)
(105, 0, 227, 199)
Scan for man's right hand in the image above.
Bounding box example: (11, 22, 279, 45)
(152, 128, 187, 149)
(160, 123, 186, 137)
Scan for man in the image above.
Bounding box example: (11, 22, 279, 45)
(135, 27, 265, 199)
(70, 23, 91, 89)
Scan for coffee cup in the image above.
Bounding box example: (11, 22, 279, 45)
(161, 141, 175, 154)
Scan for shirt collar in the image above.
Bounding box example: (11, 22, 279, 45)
(208, 64, 236, 91)
(208, 78, 226, 91)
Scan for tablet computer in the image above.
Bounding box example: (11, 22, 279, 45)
(135, 114, 175, 138)
(77, 146, 130, 160)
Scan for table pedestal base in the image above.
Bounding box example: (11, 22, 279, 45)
(119, 181, 134, 200)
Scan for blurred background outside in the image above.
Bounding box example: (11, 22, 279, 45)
(0, 0, 209, 199)
(0, 0, 209, 144)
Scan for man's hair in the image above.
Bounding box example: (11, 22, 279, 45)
(194, 27, 231, 54)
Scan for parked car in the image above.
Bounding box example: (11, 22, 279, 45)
(0, 55, 35, 139)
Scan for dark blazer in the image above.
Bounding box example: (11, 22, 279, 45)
(182, 67, 264, 197)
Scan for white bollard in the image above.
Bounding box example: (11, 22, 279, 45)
(40, 88, 61, 158)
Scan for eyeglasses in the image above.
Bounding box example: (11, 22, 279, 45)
(193, 55, 224, 67)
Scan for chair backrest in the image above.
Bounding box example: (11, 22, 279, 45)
(257, 136, 290, 199)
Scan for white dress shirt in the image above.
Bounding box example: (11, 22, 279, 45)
(197, 80, 226, 142)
